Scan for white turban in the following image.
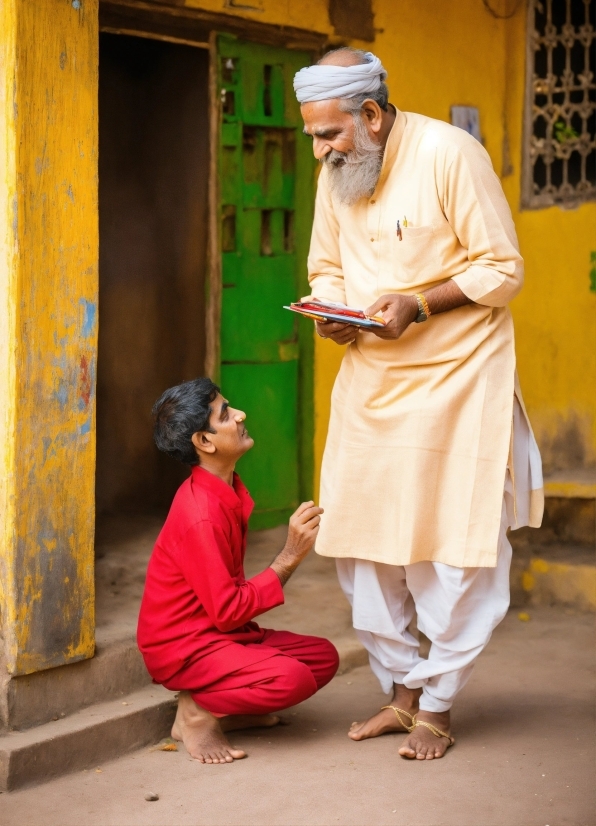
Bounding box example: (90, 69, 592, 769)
(293, 53, 387, 104)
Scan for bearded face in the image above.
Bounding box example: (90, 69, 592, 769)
(322, 112, 384, 207)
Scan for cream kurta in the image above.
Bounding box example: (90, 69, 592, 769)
(309, 108, 544, 568)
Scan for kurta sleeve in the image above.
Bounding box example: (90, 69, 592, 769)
(306, 169, 347, 304)
(177, 520, 284, 632)
(443, 139, 524, 307)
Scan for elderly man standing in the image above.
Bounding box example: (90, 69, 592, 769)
(293, 48, 544, 760)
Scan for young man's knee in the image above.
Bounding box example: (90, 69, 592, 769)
(269, 657, 319, 706)
(309, 638, 340, 688)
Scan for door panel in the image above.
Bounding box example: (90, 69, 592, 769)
(217, 35, 314, 529)
(221, 361, 298, 520)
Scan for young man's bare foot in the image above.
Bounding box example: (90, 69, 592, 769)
(171, 691, 246, 764)
(398, 709, 453, 760)
(348, 685, 421, 741)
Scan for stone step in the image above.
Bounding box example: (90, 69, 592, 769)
(538, 471, 595, 547)
(335, 636, 369, 675)
(0, 636, 366, 792)
(4, 639, 151, 732)
(543, 469, 596, 499)
(510, 545, 596, 612)
(0, 684, 176, 792)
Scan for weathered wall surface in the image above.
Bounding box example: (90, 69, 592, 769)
(0, 0, 592, 679)
(177, 0, 594, 486)
(0, 0, 99, 675)
(306, 0, 596, 491)
(97, 34, 209, 515)
(500, 8, 596, 475)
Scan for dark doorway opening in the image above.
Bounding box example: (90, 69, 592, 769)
(96, 33, 209, 519)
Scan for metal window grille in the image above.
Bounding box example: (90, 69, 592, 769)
(522, 0, 595, 208)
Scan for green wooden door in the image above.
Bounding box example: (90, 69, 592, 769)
(217, 35, 314, 529)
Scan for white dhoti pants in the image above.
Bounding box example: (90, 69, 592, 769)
(336, 484, 514, 713)
(335, 397, 542, 713)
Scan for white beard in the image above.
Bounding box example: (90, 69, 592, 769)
(323, 114, 383, 206)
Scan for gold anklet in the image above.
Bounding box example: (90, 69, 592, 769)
(381, 705, 415, 732)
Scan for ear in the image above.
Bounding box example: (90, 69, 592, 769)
(191, 431, 216, 456)
(361, 99, 383, 133)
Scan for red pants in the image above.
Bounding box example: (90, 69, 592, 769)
(162, 630, 339, 716)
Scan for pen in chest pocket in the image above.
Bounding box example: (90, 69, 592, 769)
(396, 216, 409, 240)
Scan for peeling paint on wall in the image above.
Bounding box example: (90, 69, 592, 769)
(0, 0, 98, 675)
(80, 299, 96, 338)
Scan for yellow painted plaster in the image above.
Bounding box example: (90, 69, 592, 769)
(1, 0, 592, 672)
(0, 0, 19, 675)
(0, 0, 99, 675)
(183, 0, 335, 38)
(521, 557, 596, 612)
(309, 0, 596, 495)
(160, 0, 595, 495)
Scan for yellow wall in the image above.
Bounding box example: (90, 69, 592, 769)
(0, 0, 98, 674)
(190, 0, 594, 488)
(0, 0, 592, 672)
(303, 0, 596, 492)
(501, 9, 596, 475)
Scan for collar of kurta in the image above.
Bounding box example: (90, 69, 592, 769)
(375, 104, 407, 192)
(191, 465, 254, 522)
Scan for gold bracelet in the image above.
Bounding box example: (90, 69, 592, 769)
(414, 293, 431, 323)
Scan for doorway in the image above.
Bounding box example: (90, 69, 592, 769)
(96, 33, 209, 517)
(96, 30, 315, 535)
(93, 28, 315, 642)
(216, 35, 315, 529)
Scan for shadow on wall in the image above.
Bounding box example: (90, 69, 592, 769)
(96, 33, 209, 516)
(537, 412, 595, 475)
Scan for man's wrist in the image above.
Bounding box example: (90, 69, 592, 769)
(406, 295, 420, 324)
(270, 550, 297, 586)
(270, 561, 292, 586)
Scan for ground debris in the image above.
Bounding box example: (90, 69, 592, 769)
(149, 738, 178, 752)
(144, 792, 160, 802)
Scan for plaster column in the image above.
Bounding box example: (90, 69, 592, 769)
(0, 0, 99, 676)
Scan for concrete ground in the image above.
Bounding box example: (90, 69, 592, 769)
(1, 606, 593, 826)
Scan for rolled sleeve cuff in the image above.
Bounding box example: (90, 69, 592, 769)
(452, 266, 504, 303)
(452, 264, 523, 307)
(249, 566, 285, 615)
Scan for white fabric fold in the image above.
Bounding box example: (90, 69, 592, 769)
(293, 53, 387, 103)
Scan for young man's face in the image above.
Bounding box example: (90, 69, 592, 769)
(194, 393, 254, 463)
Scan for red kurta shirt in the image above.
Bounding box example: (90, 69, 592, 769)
(137, 466, 285, 685)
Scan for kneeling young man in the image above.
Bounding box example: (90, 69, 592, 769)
(137, 378, 339, 764)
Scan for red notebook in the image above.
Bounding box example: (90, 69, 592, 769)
(284, 301, 386, 329)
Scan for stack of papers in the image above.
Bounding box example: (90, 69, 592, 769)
(284, 300, 386, 329)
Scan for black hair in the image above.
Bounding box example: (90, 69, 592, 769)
(152, 377, 220, 465)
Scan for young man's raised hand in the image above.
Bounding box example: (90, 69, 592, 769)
(270, 501, 324, 585)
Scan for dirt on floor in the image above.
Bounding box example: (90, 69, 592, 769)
(1, 606, 593, 826)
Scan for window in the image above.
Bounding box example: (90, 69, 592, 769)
(522, 0, 595, 208)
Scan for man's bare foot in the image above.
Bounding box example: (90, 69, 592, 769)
(348, 685, 421, 741)
(220, 714, 281, 732)
(398, 710, 453, 760)
(171, 691, 247, 764)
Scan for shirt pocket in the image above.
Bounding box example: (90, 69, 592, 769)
(390, 225, 438, 287)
